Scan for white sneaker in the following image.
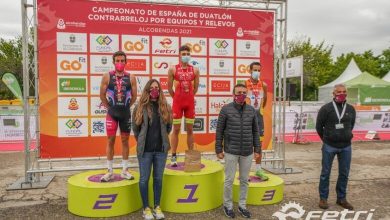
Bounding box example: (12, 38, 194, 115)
(100, 171, 113, 182)
(143, 207, 154, 220)
(153, 206, 165, 220)
(121, 170, 134, 180)
(170, 156, 177, 167)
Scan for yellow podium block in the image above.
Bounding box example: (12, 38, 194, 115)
(233, 172, 284, 205)
(68, 170, 142, 217)
(159, 158, 223, 213)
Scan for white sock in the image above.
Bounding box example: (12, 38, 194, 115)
(122, 159, 129, 172)
(256, 164, 262, 172)
(107, 160, 113, 173)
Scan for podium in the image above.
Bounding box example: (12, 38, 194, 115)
(233, 172, 284, 205)
(158, 158, 224, 213)
(68, 170, 142, 217)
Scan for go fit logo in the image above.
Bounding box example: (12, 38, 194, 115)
(59, 57, 86, 71)
(123, 39, 147, 52)
(237, 64, 251, 74)
(185, 42, 202, 53)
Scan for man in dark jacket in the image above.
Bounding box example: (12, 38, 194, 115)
(215, 84, 261, 219)
(316, 83, 356, 210)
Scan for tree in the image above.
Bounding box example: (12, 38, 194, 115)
(334, 50, 381, 78)
(0, 37, 23, 99)
(287, 38, 335, 101)
(378, 48, 390, 77)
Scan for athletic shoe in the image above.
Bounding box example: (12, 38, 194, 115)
(121, 170, 135, 180)
(100, 171, 113, 182)
(223, 206, 235, 218)
(255, 170, 269, 181)
(143, 207, 154, 220)
(238, 206, 251, 218)
(171, 156, 178, 167)
(153, 206, 165, 220)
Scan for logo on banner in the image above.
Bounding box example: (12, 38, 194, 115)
(96, 35, 113, 46)
(185, 41, 205, 53)
(69, 34, 76, 43)
(155, 38, 176, 54)
(219, 60, 225, 68)
(59, 78, 87, 93)
(68, 98, 79, 110)
(210, 98, 231, 113)
(57, 19, 66, 29)
(60, 57, 85, 71)
(193, 118, 204, 131)
(95, 102, 107, 115)
(211, 80, 230, 92)
(154, 62, 169, 69)
(215, 40, 229, 49)
(238, 64, 250, 74)
(184, 118, 204, 132)
(101, 56, 108, 65)
(210, 118, 218, 131)
(237, 79, 246, 85)
(160, 38, 172, 48)
(198, 82, 206, 90)
(237, 27, 244, 37)
(92, 121, 105, 134)
(126, 59, 146, 71)
(124, 39, 147, 52)
(66, 119, 83, 129)
(160, 78, 168, 90)
(245, 41, 251, 49)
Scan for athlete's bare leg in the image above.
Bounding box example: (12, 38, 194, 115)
(185, 123, 194, 150)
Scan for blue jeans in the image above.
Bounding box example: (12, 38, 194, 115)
(138, 152, 167, 208)
(319, 143, 352, 200)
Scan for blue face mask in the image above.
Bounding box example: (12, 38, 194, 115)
(181, 55, 191, 63)
(251, 71, 260, 80)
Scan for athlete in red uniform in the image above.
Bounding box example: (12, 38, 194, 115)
(168, 45, 200, 166)
(99, 51, 137, 182)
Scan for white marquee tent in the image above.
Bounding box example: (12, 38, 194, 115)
(382, 71, 390, 82)
(318, 58, 362, 102)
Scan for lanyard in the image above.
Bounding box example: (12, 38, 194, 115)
(332, 101, 346, 124)
(115, 74, 123, 96)
(249, 80, 260, 97)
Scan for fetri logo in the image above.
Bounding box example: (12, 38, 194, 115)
(96, 35, 112, 46)
(160, 38, 172, 49)
(153, 62, 169, 69)
(214, 40, 229, 49)
(126, 59, 146, 71)
(238, 64, 251, 74)
(211, 80, 230, 92)
(124, 39, 147, 52)
(60, 57, 85, 71)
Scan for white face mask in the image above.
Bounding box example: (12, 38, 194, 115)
(251, 71, 260, 80)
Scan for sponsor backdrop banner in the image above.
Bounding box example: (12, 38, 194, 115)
(37, 0, 275, 157)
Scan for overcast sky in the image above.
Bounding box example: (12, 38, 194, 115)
(1, 0, 389, 57)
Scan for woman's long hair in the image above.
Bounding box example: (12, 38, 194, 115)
(134, 79, 172, 126)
